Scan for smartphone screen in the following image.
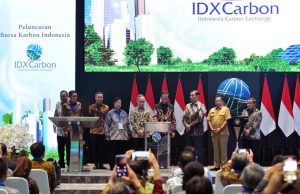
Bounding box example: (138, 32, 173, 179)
(238, 149, 247, 155)
(132, 151, 149, 161)
(283, 158, 298, 183)
(116, 155, 127, 177)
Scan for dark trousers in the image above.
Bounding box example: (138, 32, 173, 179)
(185, 135, 204, 163)
(90, 134, 106, 165)
(242, 138, 261, 164)
(57, 135, 70, 167)
(132, 138, 145, 151)
(109, 140, 129, 169)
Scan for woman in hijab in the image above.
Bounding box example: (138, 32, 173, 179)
(13, 156, 39, 194)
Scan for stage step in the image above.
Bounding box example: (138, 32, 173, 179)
(54, 183, 106, 194)
(60, 167, 174, 184)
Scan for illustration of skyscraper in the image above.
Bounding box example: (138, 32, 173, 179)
(42, 98, 55, 149)
(85, 0, 92, 25)
(135, 0, 145, 16)
(97, 0, 157, 64)
(91, 0, 104, 36)
(135, 14, 157, 64)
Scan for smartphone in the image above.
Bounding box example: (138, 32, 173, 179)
(116, 155, 128, 177)
(283, 157, 298, 183)
(238, 149, 247, 155)
(132, 151, 149, 161)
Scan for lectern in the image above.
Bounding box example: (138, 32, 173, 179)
(145, 122, 171, 169)
(231, 116, 248, 149)
(49, 117, 99, 172)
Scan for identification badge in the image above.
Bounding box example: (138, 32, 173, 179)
(118, 123, 123, 129)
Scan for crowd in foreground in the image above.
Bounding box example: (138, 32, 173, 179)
(1, 142, 300, 194)
(103, 146, 300, 194)
(0, 142, 57, 194)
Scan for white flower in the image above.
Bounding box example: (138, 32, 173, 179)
(0, 124, 34, 154)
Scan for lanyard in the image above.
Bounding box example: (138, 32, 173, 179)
(115, 110, 122, 122)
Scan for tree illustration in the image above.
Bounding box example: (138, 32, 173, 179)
(124, 38, 154, 71)
(84, 24, 116, 66)
(157, 46, 173, 65)
(207, 47, 236, 65)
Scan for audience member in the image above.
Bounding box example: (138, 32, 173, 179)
(102, 164, 146, 194)
(108, 182, 132, 194)
(240, 163, 265, 194)
(0, 158, 19, 194)
(168, 146, 212, 180)
(0, 143, 16, 171)
(13, 157, 39, 194)
(166, 150, 196, 193)
(184, 176, 213, 194)
(182, 161, 205, 190)
(220, 149, 253, 186)
(30, 142, 56, 193)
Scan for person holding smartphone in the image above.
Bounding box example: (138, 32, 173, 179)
(102, 163, 146, 194)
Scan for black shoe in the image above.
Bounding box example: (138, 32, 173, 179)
(99, 164, 107, 170)
(210, 167, 220, 171)
(109, 164, 114, 171)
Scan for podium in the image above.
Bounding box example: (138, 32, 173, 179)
(231, 116, 248, 149)
(145, 122, 171, 169)
(49, 117, 99, 172)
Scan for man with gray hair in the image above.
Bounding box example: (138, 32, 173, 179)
(240, 163, 265, 193)
(108, 182, 131, 194)
(220, 149, 254, 186)
(130, 94, 152, 151)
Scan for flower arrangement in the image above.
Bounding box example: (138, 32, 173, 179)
(0, 124, 34, 157)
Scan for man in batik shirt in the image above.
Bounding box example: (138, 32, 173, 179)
(153, 91, 176, 135)
(130, 94, 151, 151)
(88, 92, 109, 169)
(241, 97, 262, 164)
(153, 91, 177, 164)
(183, 90, 207, 163)
(61, 90, 83, 167)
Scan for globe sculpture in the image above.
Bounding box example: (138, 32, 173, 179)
(217, 78, 251, 116)
(26, 44, 42, 60)
(152, 132, 161, 143)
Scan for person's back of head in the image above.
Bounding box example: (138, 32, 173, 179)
(179, 150, 196, 169)
(108, 182, 132, 194)
(185, 176, 213, 194)
(0, 158, 8, 182)
(241, 163, 265, 191)
(30, 142, 45, 159)
(128, 160, 144, 176)
(231, 153, 249, 172)
(183, 161, 204, 189)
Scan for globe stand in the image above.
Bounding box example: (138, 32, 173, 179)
(232, 116, 248, 149)
(145, 122, 171, 169)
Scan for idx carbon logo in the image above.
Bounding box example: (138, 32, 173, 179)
(192, 1, 279, 15)
(15, 44, 56, 71)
